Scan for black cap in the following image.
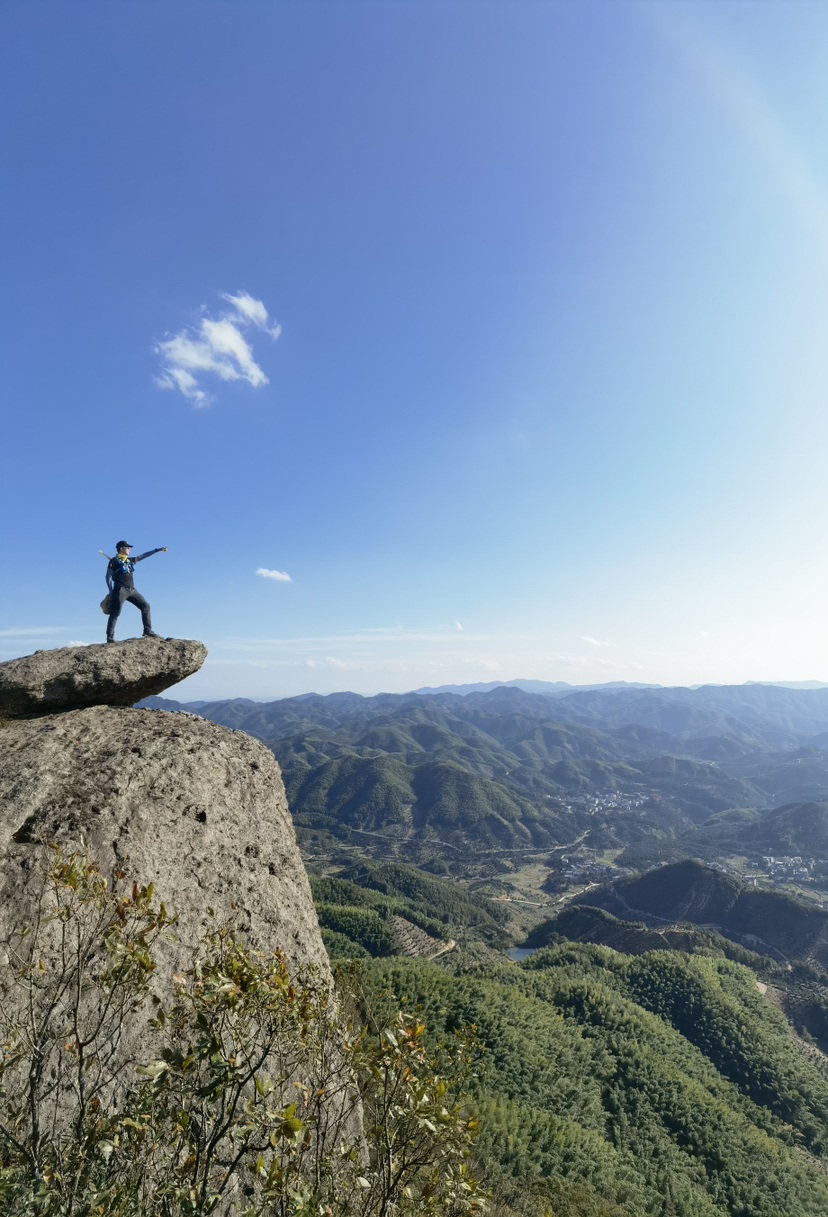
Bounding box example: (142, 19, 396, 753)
(115, 540, 133, 550)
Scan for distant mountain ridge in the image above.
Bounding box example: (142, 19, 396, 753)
(411, 678, 664, 696)
(145, 680, 828, 749)
(139, 683, 828, 867)
(141, 687, 773, 850)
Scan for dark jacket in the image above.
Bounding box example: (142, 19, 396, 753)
(106, 549, 164, 592)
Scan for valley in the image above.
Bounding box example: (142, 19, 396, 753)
(139, 678, 828, 1214)
(146, 680, 828, 915)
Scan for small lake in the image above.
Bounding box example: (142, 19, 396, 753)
(507, 947, 537, 961)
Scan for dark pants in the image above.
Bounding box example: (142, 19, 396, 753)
(107, 586, 152, 640)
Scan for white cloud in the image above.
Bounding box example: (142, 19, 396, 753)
(549, 654, 636, 670)
(221, 291, 281, 338)
(0, 627, 66, 637)
(455, 621, 463, 631)
(582, 636, 610, 647)
(155, 292, 280, 406)
(68, 640, 93, 647)
(256, 568, 292, 582)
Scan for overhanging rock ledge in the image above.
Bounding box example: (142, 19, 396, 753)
(0, 638, 207, 719)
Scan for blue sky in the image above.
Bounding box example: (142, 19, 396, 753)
(3, 1, 828, 699)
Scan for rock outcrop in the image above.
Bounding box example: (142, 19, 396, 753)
(0, 638, 207, 720)
(0, 703, 328, 974)
(0, 643, 356, 1185)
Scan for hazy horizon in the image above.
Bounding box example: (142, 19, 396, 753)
(6, 627, 828, 702)
(165, 674, 828, 704)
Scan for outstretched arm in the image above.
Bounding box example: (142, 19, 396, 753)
(134, 547, 169, 563)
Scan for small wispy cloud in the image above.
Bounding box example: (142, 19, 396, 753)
(155, 292, 280, 407)
(0, 627, 67, 637)
(582, 636, 610, 647)
(455, 622, 463, 631)
(221, 292, 281, 337)
(549, 655, 636, 670)
(256, 568, 292, 582)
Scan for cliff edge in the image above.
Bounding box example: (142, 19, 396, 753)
(0, 637, 208, 719)
(0, 642, 330, 977)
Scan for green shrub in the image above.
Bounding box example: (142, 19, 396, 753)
(0, 848, 486, 1217)
(315, 904, 396, 957)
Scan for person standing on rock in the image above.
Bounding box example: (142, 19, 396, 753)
(105, 541, 168, 643)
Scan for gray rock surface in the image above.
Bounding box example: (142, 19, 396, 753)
(0, 638, 207, 719)
(0, 705, 328, 974)
(0, 705, 355, 1182)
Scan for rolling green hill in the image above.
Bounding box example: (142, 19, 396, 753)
(523, 903, 772, 968)
(615, 798, 828, 872)
(307, 858, 510, 958)
(581, 859, 828, 967)
(691, 798, 828, 857)
(265, 697, 764, 868)
(284, 752, 573, 852)
(145, 687, 828, 868)
(335, 858, 510, 933)
(360, 944, 828, 1215)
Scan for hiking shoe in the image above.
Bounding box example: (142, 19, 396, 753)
(143, 631, 162, 639)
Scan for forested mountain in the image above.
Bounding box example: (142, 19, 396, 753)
(359, 946, 828, 1215)
(308, 858, 511, 958)
(142, 683, 828, 872)
(137, 685, 828, 1212)
(305, 841, 828, 1212)
(147, 680, 828, 750)
(691, 798, 828, 855)
(534, 682, 828, 747)
(578, 859, 828, 967)
(523, 903, 773, 964)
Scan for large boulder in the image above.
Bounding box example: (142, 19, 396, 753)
(0, 702, 359, 1191)
(0, 638, 207, 719)
(0, 705, 328, 973)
